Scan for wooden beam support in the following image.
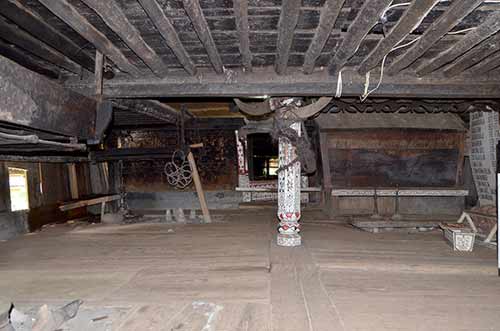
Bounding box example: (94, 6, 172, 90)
(0, 39, 59, 79)
(114, 99, 180, 124)
(81, 0, 168, 77)
(2, 0, 95, 72)
(358, 0, 439, 75)
(386, 0, 485, 75)
(0, 17, 82, 74)
(328, 0, 392, 75)
(0, 56, 97, 138)
(182, 0, 224, 74)
(417, 12, 500, 76)
(303, 0, 345, 74)
(275, 0, 301, 75)
(95, 51, 104, 98)
(443, 33, 500, 77)
(233, 0, 252, 72)
(466, 51, 500, 76)
(38, 0, 141, 77)
(65, 67, 500, 99)
(137, 0, 196, 75)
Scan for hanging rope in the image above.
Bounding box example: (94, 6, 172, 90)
(164, 150, 193, 189)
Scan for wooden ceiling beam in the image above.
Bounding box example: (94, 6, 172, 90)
(233, 0, 252, 72)
(137, 0, 196, 75)
(443, 33, 500, 77)
(81, 0, 168, 77)
(0, 17, 81, 74)
(328, 0, 392, 75)
(357, 0, 439, 76)
(417, 12, 500, 76)
(275, 0, 301, 75)
(182, 0, 224, 74)
(466, 50, 500, 76)
(386, 0, 485, 75)
(39, 0, 141, 77)
(0, 39, 59, 79)
(114, 99, 180, 124)
(2, 0, 95, 72)
(65, 67, 500, 99)
(303, 0, 345, 74)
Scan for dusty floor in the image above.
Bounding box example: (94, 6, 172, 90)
(0, 210, 498, 331)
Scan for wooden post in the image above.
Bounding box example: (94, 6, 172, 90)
(187, 151, 211, 223)
(68, 163, 79, 200)
(95, 50, 104, 98)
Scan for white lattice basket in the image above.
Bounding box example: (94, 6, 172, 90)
(442, 226, 476, 252)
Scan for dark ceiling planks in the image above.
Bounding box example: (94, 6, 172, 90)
(303, 0, 345, 74)
(137, 0, 197, 75)
(2, 0, 95, 72)
(443, 33, 500, 77)
(328, 0, 392, 75)
(38, 0, 142, 77)
(80, 0, 169, 77)
(417, 11, 500, 76)
(182, 0, 224, 74)
(233, 0, 252, 72)
(357, 0, 439, 75)
(0, 17, 82, 74)
(386, 0, 485, 76)
(275, 0, 302, 75)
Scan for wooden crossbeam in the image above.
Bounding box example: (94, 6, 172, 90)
(417, 12, 500, 76)
(386, 0, 485, 75)
(2, 0, 95, 72)
(233, 0, 252, 72)
(0, 39, 59, 79)
(443, 33, 500, 77)
(182, 0, 224, 74)
(443, 33, 500, 78)
(81, 0, 168, 77)
(466, 51, 500, 76)
(275, 0, 301, 75)
(137, 0, 196, 75)
(328, 0, 392, 75)
(114, 99, 180, 124)
(358, 0, 439, 75)
(0, 17, 81, 74)
(303, 0, 345, 74)
(39, 0, 141, 77)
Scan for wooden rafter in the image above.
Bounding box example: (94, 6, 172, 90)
(38, 0, 141, 77)
(275, 0, 301, 75)
(386, 0, 485, 76)
(137, 0, 197, 75)
(182, 0, 224, 74)
(0, 17, 81, 74)
(2, 0, 94, 72)
(417, 12, 500, 76)
(358, 0, 439, 75)
(466, 51, 500, 76)
(443, 33, 500, 77)
(328, 0, 392, 75)
(233, 0, 252, 72)
(81, 0, 168, 77)
(303, 0, 345, 74)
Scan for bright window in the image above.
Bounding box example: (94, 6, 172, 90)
(8, 167, 29, 211)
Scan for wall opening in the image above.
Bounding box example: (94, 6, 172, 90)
(248, 133, 279, 181)
(8, 167, 29, 211)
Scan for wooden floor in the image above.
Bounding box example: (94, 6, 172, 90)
(0, 210, 498, 330)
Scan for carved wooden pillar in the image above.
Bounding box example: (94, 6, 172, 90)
(277, 121, 302, 247)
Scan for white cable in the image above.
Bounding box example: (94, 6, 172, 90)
(335, 70, 343, 98)
(447, 27, 477, 35)
(360, 37, 421, 102)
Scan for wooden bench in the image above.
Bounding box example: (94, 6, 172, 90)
(331, 188, 469, 219)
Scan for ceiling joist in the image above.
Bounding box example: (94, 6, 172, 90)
(39, 0, 142, 77)
(358, 0, 439, 76)
(182, 0, 224, 74)
(233, 0, 252, 72)
(328, 0, 393, 75)
(138, 0, 197, 76)
(386, 0, 485, 76)
(275, 0, 301, 75)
